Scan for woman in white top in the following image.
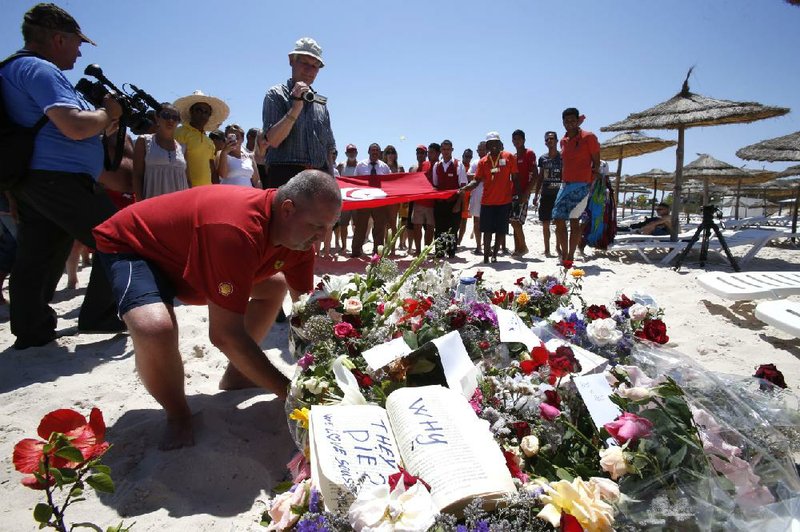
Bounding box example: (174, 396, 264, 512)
(216, 124, 260, 187)
(132, 102, 189, 200)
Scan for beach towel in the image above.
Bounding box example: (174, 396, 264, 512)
(582, 177, 617, 249)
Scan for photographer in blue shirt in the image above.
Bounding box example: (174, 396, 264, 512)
(1, 3, 124, 349)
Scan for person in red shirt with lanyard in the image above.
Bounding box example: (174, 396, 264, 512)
(460, 131, 519, 264)
(93, 170, 341, 450)
(552, 108, 601, 264)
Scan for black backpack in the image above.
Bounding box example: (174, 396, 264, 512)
(0, 51, 50, 191)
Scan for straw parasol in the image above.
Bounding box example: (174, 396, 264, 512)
(735, 131, 800, 162)
(601, 68, 790, 240)
(625, 169, 674, 216)
(600, 132, 677, 205)
(682, 153, 751, 206)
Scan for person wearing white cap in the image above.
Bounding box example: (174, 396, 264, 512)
(262, 37, 336, 188)
(173, 90, 229, 187)
(459, 132, 520, 264)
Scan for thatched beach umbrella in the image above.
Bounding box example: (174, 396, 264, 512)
(600, 132, 677, 205)
(682, 153, 750, 206)
(625, 169, 674, 216)
(736, 131, 800, 162)
(601, 69, 789, 240)
(709, 169, 776, 219)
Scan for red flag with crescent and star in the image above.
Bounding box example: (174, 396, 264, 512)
(337, 172, 457, 211)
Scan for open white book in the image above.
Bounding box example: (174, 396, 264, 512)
(309, 385, 516, 513)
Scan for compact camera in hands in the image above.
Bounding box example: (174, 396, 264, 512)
(75, 64, 160, 135)
(301, 89, 328, 105)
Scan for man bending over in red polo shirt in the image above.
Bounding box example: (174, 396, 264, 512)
(552, 108, 601, 264)
(93, 170, 341, 449)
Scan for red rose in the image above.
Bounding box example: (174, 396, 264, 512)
(615, 294, 635, 309)
(376, 302, 385, 315)
(502, 450, 529, 483)
(491, 289, 508, 305)
(478, 340, 491, 350)
(352, 370, 374, 388)
(531, 345, 550, 369)
(548, 346, 582, 383)
(530, 271, 539, 279)
(562, 260, 574, 269)
(519, 359, 536, 375)
(635, 319, 669, 344)
(333, 322, 358, 338)
(389, 467, 431, 491)
(553, 320, 576, 338)
(549, 284, 569, 296)
(561, 513, 583, 532)
(449, 310, 467, 329)
(544, 389, 561, 408)
(511, 421, 530, 439)
(474, 270, 484, 281)
(585, 304, 611, 320)
(316, 297, 339, 311)
(342, 313, 363, 328)
(515, 277, 525, 287)
(754, 363, 787, 389)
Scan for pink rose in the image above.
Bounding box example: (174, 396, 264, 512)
(539, 402, 561, 421)
(334, 321, 357, 338)
(604, 412, 653, 445)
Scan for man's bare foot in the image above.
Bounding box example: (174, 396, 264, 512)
(219, 364, 258, 390)
(160, 416, 194, 450)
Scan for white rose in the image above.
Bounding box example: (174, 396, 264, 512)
(291, 293, 310, 314)
(520, 435, 540, 457)
(599, 445, 629, 480)
(616, 384, 652, 401)
(343, 297, 363, 315)
(628, 303, 649, 321)
(586, 318, 623, 346)
(589, 476, 621, 503)
(304, 377, 329, 395)
(348, 482, 438, 532)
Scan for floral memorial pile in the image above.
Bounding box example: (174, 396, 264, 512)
(266, 243, 800, 531)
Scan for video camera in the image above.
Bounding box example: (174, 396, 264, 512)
(75, 64, 160, 136)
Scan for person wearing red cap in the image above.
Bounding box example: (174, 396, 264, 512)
(2, 3, 125, 348)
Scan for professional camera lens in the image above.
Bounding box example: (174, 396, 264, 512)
(302, 91, 315, 103)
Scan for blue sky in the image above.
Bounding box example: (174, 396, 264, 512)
(3, 0, 799, 179)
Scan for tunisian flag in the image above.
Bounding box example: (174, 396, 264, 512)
(337, 172, 457, 211)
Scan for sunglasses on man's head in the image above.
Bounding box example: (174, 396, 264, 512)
(159, 111, 181, 121)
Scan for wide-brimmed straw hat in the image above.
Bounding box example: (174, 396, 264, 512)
(173, 90, 230, 131)
(288, 37, 324, 67)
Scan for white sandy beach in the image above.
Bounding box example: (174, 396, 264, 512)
(1, 218, 799, 530)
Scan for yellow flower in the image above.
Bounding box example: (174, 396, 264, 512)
(570, 269, 585, 278)
(537, 478, 615, 532)
(289, 407, 310, 429)
(516, 292, 530, 306)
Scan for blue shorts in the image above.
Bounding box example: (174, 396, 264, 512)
(96, 252, 176, 317)
(552, 182, 591, 220)
(480, 203, 511, 234)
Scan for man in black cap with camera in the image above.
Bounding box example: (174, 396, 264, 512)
(1, 3, 124, 349)
(262, 37, 336, 188)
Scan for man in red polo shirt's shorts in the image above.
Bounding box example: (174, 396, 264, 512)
(552, 108, 601, 264)
(93, 170, 341, 450)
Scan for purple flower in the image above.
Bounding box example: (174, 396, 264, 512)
(308, 488, 321, 513)
(296, 515, 330, 532)
(469, 302, 498, 326)
(297, 353, 315, 371)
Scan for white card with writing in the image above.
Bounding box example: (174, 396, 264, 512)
(544, 339, 608, 375)
(572, 374, 621, 429)
(492, 305, 542, 351)
(362, 336, 413, 371)
(431, 331, 479, 398)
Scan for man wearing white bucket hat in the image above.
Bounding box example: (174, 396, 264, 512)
(173, 90, 229, 187)
(262, 37, 336, 188)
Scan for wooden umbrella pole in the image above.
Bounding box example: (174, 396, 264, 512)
(651, 178, 658, 216)
(793, 184, 800, 243)
(614, 156, 623, 208)
(671, 127, 684, 241)
(735, 177, 742, 220)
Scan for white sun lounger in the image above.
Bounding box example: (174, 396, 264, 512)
(697, 271, 800, 300)
(754, 300, 800, 337)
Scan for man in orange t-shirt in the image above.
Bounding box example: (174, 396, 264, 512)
(460, 131, 519, 264)
(553, 107, 601, 264)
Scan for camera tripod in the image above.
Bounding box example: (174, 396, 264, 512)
(673, 205, 740, 272)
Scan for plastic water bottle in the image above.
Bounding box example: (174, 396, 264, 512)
(455, 276, 478, 303)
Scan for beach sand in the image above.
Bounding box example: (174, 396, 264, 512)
(1, 218, 799, 530)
